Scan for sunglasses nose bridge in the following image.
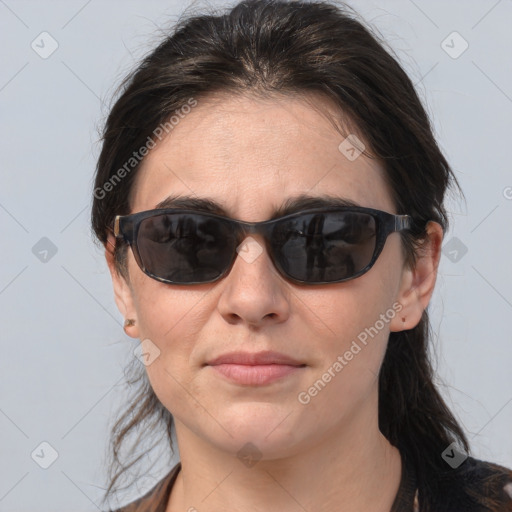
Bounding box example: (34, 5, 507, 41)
(234, 218, 271, 240)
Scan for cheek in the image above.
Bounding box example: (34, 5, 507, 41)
(127, 253, 206, 338)
(305, 257, 401, 356)
(126, 258, 215, 403)
(304, 283, 395, 381)
(132, 281, 209, 364)
(290, 293, 398, 437)
(301, 241, 404, 399)
(131, 285, 209, 422)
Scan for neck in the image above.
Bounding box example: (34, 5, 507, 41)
(167, 389, 402, 512)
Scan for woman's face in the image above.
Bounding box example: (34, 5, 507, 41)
(111, 92, 416, 460)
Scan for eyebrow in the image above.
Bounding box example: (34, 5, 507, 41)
(154, 194, 361, 219)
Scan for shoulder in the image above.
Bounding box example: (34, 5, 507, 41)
(106, 462, 181, 512)
(428, 456, 512, 512)
(462, 457, 512, 511)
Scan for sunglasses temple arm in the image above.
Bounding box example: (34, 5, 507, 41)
(113, 216, 121, 237)
(113, 215, 131, 241)
(394, 214, 412, 232)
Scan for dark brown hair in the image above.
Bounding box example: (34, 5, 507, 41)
(92, 0, 470, 507)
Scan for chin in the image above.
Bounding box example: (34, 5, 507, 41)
(211, 431, 304, 463)
(207, 404, 306, 457)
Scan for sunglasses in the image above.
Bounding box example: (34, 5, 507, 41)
(113, 206, 411, 285)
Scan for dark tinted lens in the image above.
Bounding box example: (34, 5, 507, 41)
(273, 211, 377, 282)
(136, 213, 235, 283)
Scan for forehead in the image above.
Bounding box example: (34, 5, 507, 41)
(130, 92, 396, 219)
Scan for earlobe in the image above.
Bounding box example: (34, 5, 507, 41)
(105, 233, 140, 339)
(390, 221, 443, 332)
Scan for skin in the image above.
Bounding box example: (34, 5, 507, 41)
(105, 92, 443, 512)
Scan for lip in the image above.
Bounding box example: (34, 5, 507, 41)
(210, 364, 304, 386)
(206, 350, 305, 366)
(205, 351, 306, 386)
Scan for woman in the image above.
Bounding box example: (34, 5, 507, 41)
(91, 0, 512, 510)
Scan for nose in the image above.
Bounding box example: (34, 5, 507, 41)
(216, 234, 291, 326)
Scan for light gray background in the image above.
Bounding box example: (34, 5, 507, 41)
(1, 0, 511, 510)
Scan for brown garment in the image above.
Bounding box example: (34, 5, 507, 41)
(108, 453, 512, 512)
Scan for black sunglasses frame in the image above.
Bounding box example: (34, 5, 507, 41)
(113, 206, 412, 285)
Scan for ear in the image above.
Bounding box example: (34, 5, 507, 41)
(389, 221, 443, 332)
(105, 232, 140, 339)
